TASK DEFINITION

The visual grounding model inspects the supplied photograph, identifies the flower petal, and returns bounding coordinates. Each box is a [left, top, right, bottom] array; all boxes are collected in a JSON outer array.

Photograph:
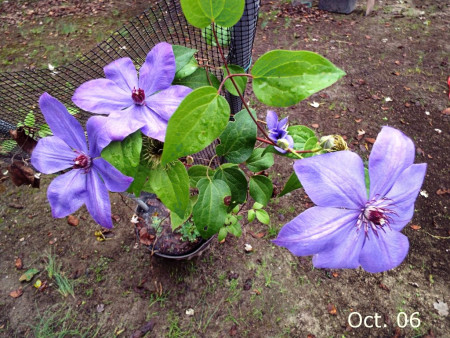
[[39, 93, 87, 152], [93, 158, 133, 192], [145, 85, 192, 121], [139, 42, 176, 94], [312, 227, 365, 269], [47, 170, 86, 218], [277, 116, 288, 130], [293, 151, 367, 209], [104, 106, 146, 142], [139, 105, 169, 142], [359, 229, 409, 273], [31, 136, 75, 174], [86, 116, 111, 158], [72, 79, 131, 115], [386, 163, 427, 230], [273, 206, 359, 256], [266, 110, 278, 130], [104, 57, 138, 92], [369, 126, 415, 198], [85, 169, 113, 228]]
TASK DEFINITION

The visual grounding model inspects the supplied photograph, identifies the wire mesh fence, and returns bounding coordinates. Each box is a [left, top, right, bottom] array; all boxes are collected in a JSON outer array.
[[0, 0, 259, 159]]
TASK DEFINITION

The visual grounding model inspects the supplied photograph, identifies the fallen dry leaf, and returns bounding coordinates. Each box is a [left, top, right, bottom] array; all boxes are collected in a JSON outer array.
[[379, 283, 390, 291], [410, 225, 421, 230], [365, 137, 376, 144], [9, 288, 23, 298], [8, 161, 40, 188], [139, 228, 155, 246], [332, 272, 339, 278], [15, 257, 23, 270], [311, 123, 319, 129], [354, 118, 362, 123], [249, 231, 265, 239], [112, 214, 121, 222], [9, 127, 37, 154], [436, 188, 450, 195], [441, 108, 450, 116], [327, 303, 337, 315], [67, 215, 79, 227], [433, 300, 449, 316]]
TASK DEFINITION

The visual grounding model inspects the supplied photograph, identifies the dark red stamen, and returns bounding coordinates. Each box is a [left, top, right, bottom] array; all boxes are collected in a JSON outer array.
[[132, 87, 145, 105], [73, 154, 91, 171]]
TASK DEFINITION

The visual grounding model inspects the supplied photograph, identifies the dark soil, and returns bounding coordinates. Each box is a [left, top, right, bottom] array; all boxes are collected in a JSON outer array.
[[0, 0, 449, 337]]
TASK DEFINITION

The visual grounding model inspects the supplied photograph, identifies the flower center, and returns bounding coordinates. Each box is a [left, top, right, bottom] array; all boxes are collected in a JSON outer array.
[[132, 87, 145, 105], [73, 153, 92, 172], [356, 198, 396, 237]]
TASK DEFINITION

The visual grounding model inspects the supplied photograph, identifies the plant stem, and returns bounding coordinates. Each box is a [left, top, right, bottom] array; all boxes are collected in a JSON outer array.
[[217, 73, 253, 94]]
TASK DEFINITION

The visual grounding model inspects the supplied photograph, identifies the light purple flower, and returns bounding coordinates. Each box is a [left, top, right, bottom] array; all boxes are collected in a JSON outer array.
[[31, 93, 133, 229], [266, 110, 293, 153], [273, 126, 426, 273], [72, 42, 192, 142]]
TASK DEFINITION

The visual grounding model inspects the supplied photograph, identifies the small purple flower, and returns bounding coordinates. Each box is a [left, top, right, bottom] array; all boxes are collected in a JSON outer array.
[[31, 93, 133, 229], [72, 42, 192, 142], [266, 110, 293, 153], [273, 126, 426, 273]]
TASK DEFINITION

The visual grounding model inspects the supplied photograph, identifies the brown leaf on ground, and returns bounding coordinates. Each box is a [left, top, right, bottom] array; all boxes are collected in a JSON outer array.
[[112, 214, 121, 223], [9, 288, 23, 298], [139, 228, 155, 246], [441, 108, 450, 116], [307, 335, 316, 338], [365, 137, 376, 144], [379, 283, 390, 291], [410, 225, 421, 230], [436, 188, 449, 195], [8, 161, 40, 188], [327, 303, 337, 315], [67, 215, 79, 227], [229, 324, 238, 336], [311, 124, 319, 129], [130, 320, 155, 338], [249, 231, 265, 239], [15, 257, 23, 270]]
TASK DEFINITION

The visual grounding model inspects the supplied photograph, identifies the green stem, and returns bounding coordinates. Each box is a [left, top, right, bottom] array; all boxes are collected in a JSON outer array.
[[217, 73, 253, 94]]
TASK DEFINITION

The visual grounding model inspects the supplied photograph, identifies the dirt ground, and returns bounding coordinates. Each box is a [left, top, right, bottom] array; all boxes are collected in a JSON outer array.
[[1, 0, 449, 337]]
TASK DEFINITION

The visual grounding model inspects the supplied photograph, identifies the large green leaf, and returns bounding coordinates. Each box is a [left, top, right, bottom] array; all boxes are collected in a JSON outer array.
[[302, 136, 319, 158], [279, 172, 302, 197], [249, 175, 273, 206], [101, 131, 142, 176], [173, 68, 220, 90], [287, 125, 316, 151], [147, 160, 190, 220], [216, 109, 257, 163], [128, 162, 151, 196], [193, 178, 231, 238], [223, 65, 248, 96], [175, 57, 198, 80], [187, 165, 213, 187], [180, 0, 245, 28], [213, 165, 247, 209], [245, 148, 274, 172], [162, 86, 230, 165], [251, 50, 346, 107], [172, 45, 197, 74]]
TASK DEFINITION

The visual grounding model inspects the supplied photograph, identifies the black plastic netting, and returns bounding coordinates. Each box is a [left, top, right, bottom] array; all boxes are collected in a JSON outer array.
[[0, 0, 259, 161]]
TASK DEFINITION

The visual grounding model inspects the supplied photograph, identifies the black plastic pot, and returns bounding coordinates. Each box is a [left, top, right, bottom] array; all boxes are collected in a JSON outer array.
[[134, 193, 214, 260], [318, 0, 356, 14]]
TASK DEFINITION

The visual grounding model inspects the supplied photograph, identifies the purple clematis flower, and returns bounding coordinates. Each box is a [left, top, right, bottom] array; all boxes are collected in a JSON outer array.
[[31, 93, 133, 229], [273, 126, 426, 273], [72, 42, 192, 142], [266, 110, 293, 153]]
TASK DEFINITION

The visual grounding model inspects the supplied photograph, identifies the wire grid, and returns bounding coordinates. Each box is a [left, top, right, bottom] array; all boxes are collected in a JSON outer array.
[[0, 0, 259, 162]]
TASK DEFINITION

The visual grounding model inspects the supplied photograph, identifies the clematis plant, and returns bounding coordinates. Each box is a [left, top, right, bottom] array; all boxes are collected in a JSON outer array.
[[23, 0, 425, 271]]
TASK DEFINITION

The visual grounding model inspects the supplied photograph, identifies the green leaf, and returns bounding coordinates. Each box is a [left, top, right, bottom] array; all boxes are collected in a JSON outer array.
[[218, 226, 228, 242], [172, 45, 197, 74], [173, 68, 220, 90], [175, 57, 198, 80], [19, 268, 39, 282], [247, 209, 256, 222], [255, 209, 270, 225], [287, 125, 316, 151], [213, 165, 247, 209], [202, 24, 231, 46], [188, 165, 213, 187], [251, 50, 346, 107], [227, 221, 242, 237], [223, 65, 248, 96], [170, 204, 192, 230], [162, 86, 230, 165], [193, 178, 231, 239], [24, 112, 35, 127], [245, 148, 274, 172], [364, 167, 370, 199], [302, 136, 319, 158], [180, 0, 245, 28], [101, 131, 142, 176], [38, 124, 52, 138], [249, 175, 273, 206], [0, 140, 17, 154], [279, 172, 302, 197], [147, 160, 190, 219], [252, 202, 263, 210], [216, 109, 257, 163], [128, 162, 151, 196]]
